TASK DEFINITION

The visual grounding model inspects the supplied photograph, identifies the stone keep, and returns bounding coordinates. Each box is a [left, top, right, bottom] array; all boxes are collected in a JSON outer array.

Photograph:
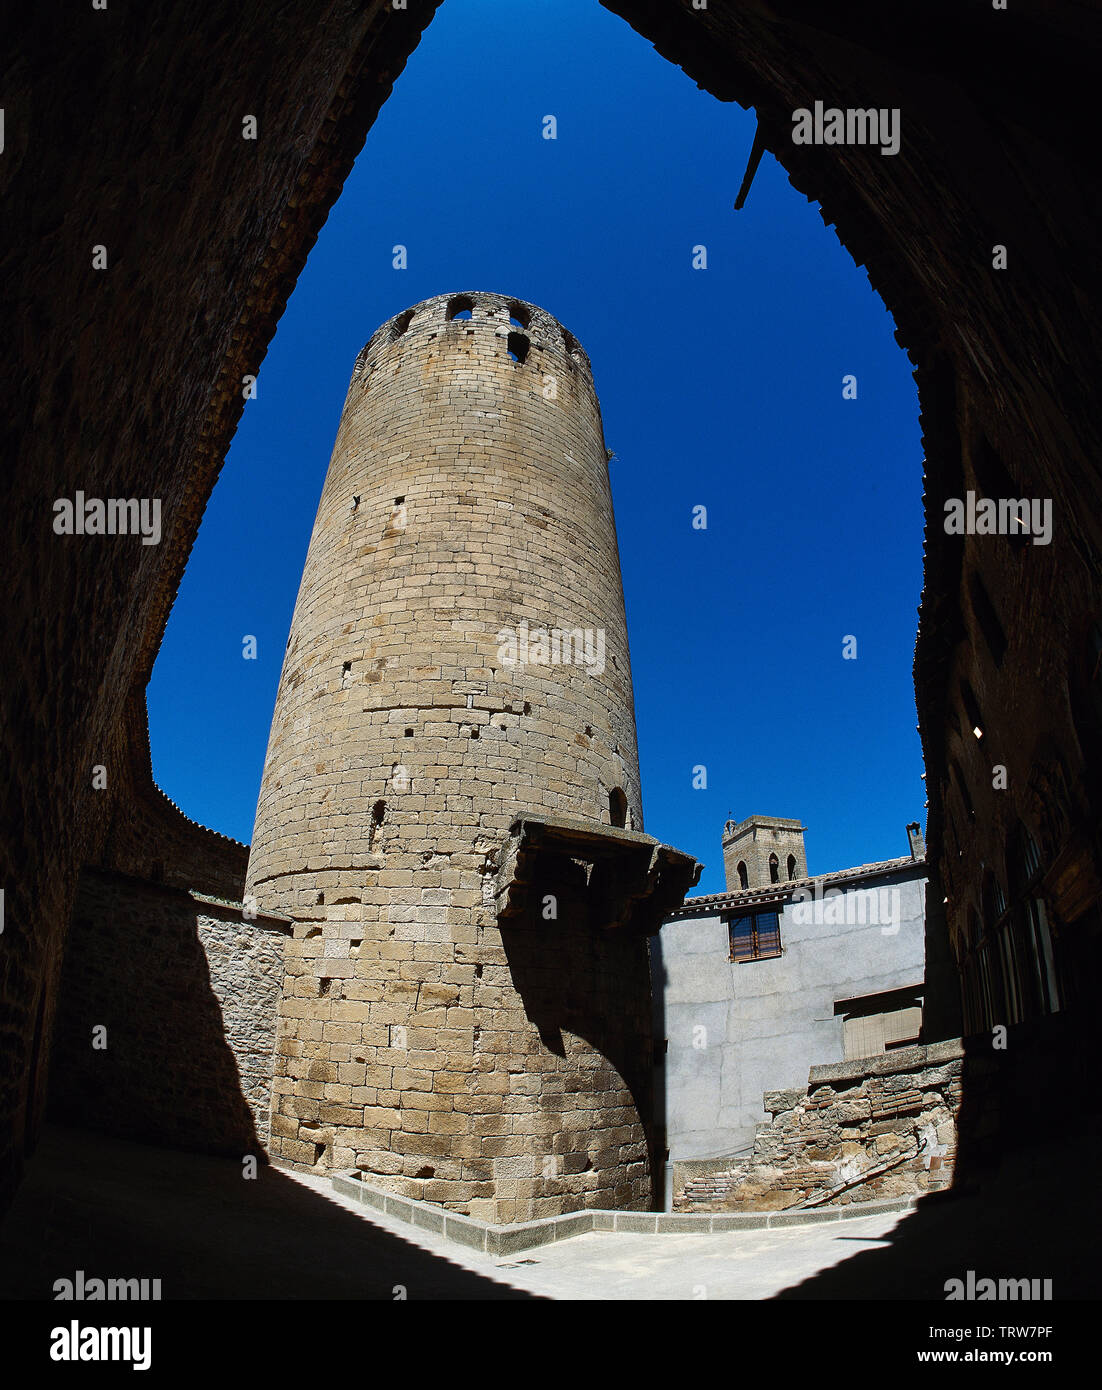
[[245, 292, 697, 1223]]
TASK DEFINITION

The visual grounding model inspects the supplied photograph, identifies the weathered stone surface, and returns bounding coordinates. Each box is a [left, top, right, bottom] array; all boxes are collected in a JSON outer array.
[[763, 1089, 806, 1116], [675, 1044, 963, 1213], [244, 293, 693, 1221]]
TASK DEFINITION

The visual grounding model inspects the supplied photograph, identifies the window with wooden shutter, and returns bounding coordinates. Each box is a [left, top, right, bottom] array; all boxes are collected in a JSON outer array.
[[728, 910, 782, 962], [755, 910, 781, 958], [728, 914, 754, 962]]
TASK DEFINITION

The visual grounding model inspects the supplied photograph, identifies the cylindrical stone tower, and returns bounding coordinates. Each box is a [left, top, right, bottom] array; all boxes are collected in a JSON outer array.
[[246, 291, 696, 1223]]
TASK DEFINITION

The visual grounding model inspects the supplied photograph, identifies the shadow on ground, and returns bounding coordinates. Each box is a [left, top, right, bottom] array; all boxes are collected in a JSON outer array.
[[0, 1125, 535, 1300], [773, 1139, 1101, 1299]]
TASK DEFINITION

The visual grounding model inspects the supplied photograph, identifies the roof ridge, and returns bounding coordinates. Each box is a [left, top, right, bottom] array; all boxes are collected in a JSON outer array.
[[673, 853, 923, 914]]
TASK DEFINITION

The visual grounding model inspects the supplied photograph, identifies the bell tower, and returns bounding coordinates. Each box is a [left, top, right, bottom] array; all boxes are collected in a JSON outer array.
[[722, 815, 808, 892]]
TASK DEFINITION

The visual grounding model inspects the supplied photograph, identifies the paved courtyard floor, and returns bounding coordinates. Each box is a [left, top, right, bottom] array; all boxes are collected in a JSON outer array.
[[297, 1169, 909, 1300], [1, 1125, 1095, 1300]]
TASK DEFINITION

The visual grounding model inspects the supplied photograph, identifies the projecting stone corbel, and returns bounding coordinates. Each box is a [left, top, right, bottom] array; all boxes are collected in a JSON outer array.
[[494, 812, 701, 934]]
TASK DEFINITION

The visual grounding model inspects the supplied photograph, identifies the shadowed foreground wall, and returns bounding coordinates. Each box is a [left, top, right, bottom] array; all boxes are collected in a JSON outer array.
[[50, 870, 289, 1153], [1, 0, 1100, 1215]]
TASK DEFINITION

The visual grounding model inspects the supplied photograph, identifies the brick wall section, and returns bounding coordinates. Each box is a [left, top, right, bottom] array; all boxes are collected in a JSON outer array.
[[676, 1041, 966, 1212], [49, 869, 289, 1153], [245, 292, 655, 1222]]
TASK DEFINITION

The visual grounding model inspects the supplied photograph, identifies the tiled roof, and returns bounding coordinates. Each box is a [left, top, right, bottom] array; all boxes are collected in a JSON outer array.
[[667, 853, 924, 919]]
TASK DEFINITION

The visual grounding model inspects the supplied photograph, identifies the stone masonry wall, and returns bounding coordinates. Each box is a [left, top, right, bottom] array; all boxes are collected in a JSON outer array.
[[676, 1040, 965, 1212], [50, 869, 290, 1153], [246, 291, 656, 1222]]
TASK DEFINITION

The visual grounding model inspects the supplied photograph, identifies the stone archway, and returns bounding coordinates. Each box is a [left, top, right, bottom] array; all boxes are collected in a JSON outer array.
[[1, 0, 1098, 1211]]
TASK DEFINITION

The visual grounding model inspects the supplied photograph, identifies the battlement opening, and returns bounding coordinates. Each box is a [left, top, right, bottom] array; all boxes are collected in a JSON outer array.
[[507, 332, 529, 364], [446, 295, 474, 321]]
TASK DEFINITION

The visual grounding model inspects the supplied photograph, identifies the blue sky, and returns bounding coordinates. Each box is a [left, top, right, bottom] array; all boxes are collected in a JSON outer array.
[[148, 0, 925, 895]]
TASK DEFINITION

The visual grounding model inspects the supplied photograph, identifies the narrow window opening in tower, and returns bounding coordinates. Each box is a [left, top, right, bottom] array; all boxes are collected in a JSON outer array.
[[609, 787, 628, 828], [950, 757, 976, 822], [968, 570, 1008, 668], [387, 497, 407, 534], [769, 853, 780, 884], [508, 301, 530, 330], [787, 854, 798, 880], [522, 701, 531, 715], [404, 727, 413, 737], [446, 295, 474, 320], [961, 679, 984, 740], [372, 799, 386, 825], [313, 1143, 326, 1166], [319, 978, 332, 997], [972, 435, 1022, 523], [507, 332, 529, 364], [737, 860, 749, 889], [470, 727, 479, 739]]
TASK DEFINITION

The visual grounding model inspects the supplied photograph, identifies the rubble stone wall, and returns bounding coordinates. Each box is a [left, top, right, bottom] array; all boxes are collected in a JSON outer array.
[[675, 1040, 966, 1212]]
